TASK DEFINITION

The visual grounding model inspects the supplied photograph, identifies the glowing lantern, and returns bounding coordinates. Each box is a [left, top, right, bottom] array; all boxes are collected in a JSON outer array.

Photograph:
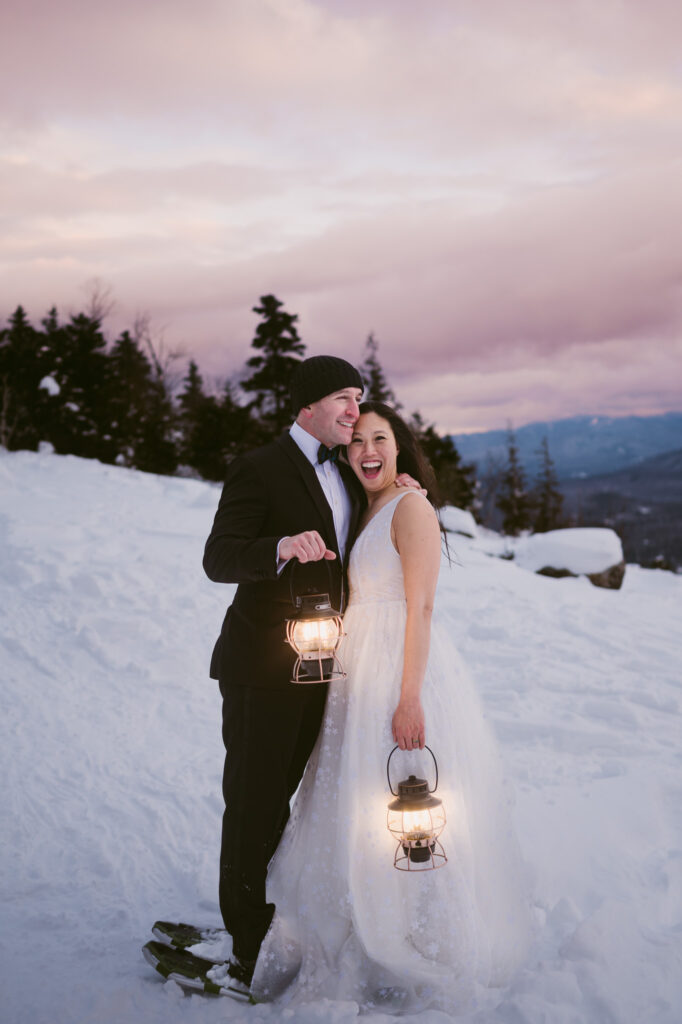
[[386, 745, 447, 871], [285, 566, 345, 684]]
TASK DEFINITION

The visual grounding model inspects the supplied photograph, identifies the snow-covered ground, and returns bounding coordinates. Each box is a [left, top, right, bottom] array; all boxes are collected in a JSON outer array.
[[1, 448, 681, 1024]]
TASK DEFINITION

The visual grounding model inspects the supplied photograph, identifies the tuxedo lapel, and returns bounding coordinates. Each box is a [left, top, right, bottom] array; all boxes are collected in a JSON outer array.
[[276, 433, 339, 556]]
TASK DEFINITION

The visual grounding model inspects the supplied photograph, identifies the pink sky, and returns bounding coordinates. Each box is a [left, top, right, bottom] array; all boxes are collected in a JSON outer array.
[[2, 0, 682, 432]]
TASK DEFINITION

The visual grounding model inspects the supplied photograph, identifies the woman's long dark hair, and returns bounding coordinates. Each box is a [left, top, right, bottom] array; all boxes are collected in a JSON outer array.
[[355, 401, 443, 507], [353, 401, 452, 561]]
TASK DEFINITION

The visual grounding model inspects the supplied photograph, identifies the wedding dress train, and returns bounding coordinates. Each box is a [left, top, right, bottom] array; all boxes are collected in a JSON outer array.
[[251, 492, 532, 1014]]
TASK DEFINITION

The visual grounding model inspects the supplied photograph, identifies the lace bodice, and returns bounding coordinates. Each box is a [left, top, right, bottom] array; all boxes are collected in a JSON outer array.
[[348, 492, 420, 605]]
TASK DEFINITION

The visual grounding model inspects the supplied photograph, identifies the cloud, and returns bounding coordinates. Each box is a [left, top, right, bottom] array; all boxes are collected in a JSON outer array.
[[1, 0, 681, 430], [395, 336, 682, 434], [0, 159, 297, 219]]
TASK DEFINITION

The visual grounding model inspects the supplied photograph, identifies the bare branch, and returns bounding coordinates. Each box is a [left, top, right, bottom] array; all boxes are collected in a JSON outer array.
[[81, 277, 116, 322], [133, 311, 186, 392]]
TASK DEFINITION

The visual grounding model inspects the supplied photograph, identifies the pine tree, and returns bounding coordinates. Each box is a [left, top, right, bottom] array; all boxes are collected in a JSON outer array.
[[496, 426, 532, 535], [106, 329, 165, 469], [410, 412, 478, 511], [241, 295, 305, 436], [41, 311, 111, 459], [133, 372, 178, 476], [176, 359, 207, 469], [177, 365, 258, 481], [178, 360, 205, 422], [219, 380, 262, 462], [360, 333, 399, 405], [0, 306, 46, 450], [532, 436, 564, 533]]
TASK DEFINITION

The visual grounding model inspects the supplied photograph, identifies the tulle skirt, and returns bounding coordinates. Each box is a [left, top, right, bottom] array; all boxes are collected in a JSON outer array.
[[251, 597, 532, 1015]]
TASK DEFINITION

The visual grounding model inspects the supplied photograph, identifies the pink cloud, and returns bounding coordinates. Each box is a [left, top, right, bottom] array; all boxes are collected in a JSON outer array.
[[2, 0, 681, 431]]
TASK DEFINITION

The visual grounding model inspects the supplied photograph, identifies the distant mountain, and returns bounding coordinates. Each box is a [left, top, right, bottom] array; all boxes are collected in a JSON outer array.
[[560, 448, 682, 505], [559, 448, 682, 570], [452, 412, 682, 480]]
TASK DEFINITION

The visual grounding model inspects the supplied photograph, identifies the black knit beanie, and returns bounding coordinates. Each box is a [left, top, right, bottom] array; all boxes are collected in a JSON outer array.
[[290, 356, 364, 414]]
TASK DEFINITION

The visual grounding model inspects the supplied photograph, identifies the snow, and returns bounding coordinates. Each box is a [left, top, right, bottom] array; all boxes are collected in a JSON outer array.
[[439, 506, 477, 538], [514, 527, 624, 576], [38, 375, 60, 396], [1, 448, 681, 1024]]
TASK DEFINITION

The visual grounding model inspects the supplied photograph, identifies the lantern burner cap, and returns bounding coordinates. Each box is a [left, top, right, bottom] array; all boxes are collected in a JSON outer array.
[[295, 592, 337, 618], [397, 775, 429, 799]]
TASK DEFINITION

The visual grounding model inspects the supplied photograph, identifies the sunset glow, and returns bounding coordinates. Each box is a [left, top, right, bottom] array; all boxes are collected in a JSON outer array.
[[2, 0, 681, 431]]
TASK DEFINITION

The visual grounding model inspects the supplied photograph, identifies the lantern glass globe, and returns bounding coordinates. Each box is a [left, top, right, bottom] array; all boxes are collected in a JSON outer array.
[[291, 616, 340, 655]]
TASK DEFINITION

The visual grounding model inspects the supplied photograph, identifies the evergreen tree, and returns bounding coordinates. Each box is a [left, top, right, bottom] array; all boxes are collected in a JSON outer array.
[[410, 411, 478, 511], [241, 294, 305, 436], [532, 436, 564, 533], [177, 364, 257, 481], [40, 311, 111, 459], [0, 306, 47, 450], [360, 333, 399, 405], [176, 359, 207, 468], [106, 329, 178, 472], [496, 426, 532, 535], [177, 361, 223, 480], [134, 370, 178, 476], [219, 380, 263, 462], [178, 360, 205, 423]]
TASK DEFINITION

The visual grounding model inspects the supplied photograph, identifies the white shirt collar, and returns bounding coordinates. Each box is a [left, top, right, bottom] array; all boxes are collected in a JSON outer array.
[[290, 420, 325, 466]]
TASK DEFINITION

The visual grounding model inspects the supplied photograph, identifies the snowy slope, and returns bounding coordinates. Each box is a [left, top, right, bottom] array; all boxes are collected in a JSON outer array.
[[1, 449, 681, 1024]]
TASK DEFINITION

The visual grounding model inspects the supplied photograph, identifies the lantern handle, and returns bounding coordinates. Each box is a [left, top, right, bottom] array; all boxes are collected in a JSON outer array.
[[386, 744, 439, 796], [288, 552, 344, 611]]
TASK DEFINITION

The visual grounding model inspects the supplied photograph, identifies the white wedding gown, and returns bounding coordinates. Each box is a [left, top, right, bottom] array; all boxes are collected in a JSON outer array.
[[251, 492, 532, 1015]]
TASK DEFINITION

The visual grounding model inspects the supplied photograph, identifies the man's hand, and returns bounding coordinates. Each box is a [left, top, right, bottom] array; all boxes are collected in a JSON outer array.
[[279, 531, 337, 563], [395, 472, 427, 496]]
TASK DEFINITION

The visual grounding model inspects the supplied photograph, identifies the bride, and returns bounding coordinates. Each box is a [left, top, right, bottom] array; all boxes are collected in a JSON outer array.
[[251, 402, 532, 1014]]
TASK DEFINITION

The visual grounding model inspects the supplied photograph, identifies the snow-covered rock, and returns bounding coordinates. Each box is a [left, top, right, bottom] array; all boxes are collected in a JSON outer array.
[[440, 504, 477, 538], [38, 374, 60, 396], [514, 528, 626, 588]]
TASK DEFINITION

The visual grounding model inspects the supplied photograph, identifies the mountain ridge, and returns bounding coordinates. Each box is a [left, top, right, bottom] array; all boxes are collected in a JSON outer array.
[[452, 411, 682, 480]]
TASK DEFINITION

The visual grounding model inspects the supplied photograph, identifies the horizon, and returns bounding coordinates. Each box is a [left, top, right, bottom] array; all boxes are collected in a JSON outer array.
[[2, 1, 682, 433], [451, 407, 682, 437]]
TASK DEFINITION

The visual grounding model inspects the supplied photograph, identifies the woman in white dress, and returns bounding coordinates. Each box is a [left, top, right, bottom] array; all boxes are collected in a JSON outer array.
[[251, 403, 532, 1015]]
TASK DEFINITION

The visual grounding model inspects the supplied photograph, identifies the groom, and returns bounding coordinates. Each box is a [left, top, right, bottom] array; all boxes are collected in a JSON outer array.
[[202, 355, 364, 997]]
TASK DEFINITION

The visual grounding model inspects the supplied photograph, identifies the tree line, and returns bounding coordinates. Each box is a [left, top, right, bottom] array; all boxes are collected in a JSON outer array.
[[0, 292, 564, 534]]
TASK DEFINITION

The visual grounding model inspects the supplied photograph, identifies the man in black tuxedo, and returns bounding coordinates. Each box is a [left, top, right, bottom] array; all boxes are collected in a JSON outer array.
[[203, 355, 365, 996]]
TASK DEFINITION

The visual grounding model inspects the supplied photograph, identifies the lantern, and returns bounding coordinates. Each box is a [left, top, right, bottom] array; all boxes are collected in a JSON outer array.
[[285, 563, 345, 684], [386, 745, 447, 871]]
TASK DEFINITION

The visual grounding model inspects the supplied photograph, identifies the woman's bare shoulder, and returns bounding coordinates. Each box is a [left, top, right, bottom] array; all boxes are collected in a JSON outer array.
[[393, 490, 439, 530]]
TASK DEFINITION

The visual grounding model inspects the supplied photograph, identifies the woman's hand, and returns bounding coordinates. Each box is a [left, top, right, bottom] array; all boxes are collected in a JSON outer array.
[[392, 699, 425, 751]]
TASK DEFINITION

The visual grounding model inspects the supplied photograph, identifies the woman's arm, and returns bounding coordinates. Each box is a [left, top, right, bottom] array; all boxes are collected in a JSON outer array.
[[391, 493, 441, 750]]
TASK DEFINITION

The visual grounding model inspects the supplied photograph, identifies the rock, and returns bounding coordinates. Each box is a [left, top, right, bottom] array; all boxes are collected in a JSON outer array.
[[587, 559, 626, 590], [514, 528, 626, 589]]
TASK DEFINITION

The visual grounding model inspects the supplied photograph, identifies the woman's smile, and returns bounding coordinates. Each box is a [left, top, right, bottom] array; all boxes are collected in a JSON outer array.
[[359, 458, 382, 480]]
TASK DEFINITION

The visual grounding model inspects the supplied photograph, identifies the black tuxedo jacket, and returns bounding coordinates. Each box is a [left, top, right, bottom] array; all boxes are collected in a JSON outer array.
[[203, 432, 363, 689]]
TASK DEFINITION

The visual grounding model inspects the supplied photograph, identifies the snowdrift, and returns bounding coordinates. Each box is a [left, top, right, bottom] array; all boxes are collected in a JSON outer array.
[[1, 448, 681, 1024]]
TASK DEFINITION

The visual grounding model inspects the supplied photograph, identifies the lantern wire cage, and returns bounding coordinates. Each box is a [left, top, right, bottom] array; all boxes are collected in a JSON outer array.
[[285, 560, 347, 684], [388, 813, 447, 871], [386, 745, 448, 872], [286, 612, 346, 684]]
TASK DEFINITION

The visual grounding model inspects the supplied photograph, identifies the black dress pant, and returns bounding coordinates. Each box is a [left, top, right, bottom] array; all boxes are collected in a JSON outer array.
[[219, 680, 328, 962]]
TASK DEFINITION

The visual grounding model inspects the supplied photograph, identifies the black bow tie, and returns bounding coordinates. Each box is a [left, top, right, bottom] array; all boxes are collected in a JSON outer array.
[[318, 443, 340, 465]]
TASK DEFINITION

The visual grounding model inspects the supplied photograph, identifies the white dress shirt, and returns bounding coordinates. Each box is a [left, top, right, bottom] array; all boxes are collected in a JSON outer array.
[[277, 421, 353, 568]]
